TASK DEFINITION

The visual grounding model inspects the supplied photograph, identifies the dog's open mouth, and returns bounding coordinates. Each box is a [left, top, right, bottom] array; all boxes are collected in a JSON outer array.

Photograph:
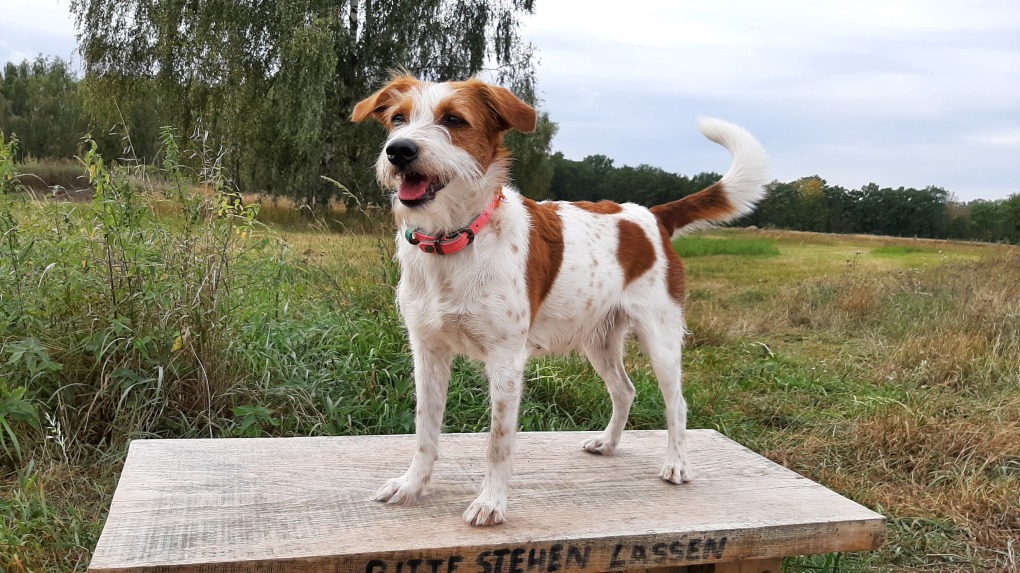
[[398, 174, 446, 207]]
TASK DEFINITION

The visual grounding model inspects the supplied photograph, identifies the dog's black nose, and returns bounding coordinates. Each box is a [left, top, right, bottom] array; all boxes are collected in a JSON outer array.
[[386, 139, 419, 169]]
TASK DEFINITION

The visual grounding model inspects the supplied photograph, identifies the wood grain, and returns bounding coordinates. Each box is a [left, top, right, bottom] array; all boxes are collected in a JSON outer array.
[[88, 430, 884, 573], [713, 558, 784, 573]]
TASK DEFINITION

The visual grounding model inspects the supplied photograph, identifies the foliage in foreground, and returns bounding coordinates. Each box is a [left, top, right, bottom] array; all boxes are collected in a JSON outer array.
[[1, 138, 1018, 571], [1, 128, 273, 467]]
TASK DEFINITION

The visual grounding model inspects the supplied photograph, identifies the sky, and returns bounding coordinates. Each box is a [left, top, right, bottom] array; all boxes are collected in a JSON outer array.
[[2, 0, 1018, 201]]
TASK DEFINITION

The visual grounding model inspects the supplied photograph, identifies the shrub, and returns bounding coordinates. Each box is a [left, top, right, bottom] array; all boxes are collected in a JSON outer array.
[[0, 128, 283, 464]]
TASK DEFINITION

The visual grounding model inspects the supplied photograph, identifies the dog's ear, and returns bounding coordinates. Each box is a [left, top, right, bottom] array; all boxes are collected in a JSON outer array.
[[485, 85, 538, 134], [352, 76, 419, 124]]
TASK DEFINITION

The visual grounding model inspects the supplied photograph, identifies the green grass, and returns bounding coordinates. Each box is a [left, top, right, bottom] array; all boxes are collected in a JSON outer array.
[[673, 235, 780, 257], [1, 462, 101, 570], [871, 245, 931, 255], [1, 144, 1019, 572]]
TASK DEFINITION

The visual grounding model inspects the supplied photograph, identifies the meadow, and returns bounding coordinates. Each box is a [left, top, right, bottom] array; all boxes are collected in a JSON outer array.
[[1, 153, 1018, 571]]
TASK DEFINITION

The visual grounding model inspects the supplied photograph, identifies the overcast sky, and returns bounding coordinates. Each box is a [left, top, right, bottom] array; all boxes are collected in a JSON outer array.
[[2, 0, 1018, 201]]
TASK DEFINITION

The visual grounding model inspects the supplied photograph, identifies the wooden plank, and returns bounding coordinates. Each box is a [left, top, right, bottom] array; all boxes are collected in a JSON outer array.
[[713, 558, 784, 572], [88, 430, 885, 573]]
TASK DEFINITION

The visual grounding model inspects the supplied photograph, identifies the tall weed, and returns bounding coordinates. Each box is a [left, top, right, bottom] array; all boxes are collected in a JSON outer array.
[[0, 128, 281, 464]]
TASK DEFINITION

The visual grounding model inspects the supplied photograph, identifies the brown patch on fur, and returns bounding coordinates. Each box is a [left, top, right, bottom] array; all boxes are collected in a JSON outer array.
[[657, 225, 686, 304], [523, 199, 564, 323], [437, 90, 507, 172], [650, 182, 735, 236], [351, 75, 421, 123], [616, 220, 655, 286], [573, 200, 623, 215], [439, 79, 536, 173], [456, 79, 538, 134]]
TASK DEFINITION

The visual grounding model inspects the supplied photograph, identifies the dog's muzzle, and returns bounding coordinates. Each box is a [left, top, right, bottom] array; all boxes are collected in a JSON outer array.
[[386, 138, 447, 206]]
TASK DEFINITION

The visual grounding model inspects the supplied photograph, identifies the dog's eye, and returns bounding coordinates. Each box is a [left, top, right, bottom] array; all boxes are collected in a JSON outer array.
[[443, 114, 466, 127], [392, 113, 406, 125]]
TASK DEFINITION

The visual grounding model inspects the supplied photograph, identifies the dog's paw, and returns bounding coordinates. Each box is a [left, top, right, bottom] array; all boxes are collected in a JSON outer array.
[[463, 495, 507, 526], [373, 475, 426, 505], [659, 460, 692, 484], [582, 434, 618, 455]]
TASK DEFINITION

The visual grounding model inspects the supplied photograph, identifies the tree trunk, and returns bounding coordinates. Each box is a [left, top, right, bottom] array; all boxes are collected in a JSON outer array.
[[349, 0, 359, 40]]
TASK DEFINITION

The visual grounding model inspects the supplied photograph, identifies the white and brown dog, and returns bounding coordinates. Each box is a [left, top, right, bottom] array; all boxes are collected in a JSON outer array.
[[352, 76, 768, 526]]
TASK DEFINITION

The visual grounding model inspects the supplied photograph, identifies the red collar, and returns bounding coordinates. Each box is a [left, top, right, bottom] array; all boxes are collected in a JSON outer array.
[[404, 192, 505, 255]]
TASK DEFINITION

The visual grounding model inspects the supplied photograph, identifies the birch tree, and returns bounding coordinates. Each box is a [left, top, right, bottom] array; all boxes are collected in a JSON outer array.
[[71, 0, 549, 205]]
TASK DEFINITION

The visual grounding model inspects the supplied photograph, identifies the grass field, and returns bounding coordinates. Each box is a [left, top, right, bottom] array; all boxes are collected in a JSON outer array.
[[1, 175, 1018, 571]]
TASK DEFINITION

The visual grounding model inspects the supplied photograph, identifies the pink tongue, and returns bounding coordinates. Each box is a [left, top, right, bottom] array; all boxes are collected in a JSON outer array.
[[399, 179, 429, 200]]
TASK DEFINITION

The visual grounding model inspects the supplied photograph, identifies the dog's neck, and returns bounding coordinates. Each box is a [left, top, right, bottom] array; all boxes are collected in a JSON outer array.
[[394, 159, 508, 235]]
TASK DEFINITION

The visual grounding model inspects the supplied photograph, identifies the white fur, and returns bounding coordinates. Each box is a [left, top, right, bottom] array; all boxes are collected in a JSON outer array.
[[376, 82, 498, 235], [667, 117, 770, 237], [369, 81, 765, 526]]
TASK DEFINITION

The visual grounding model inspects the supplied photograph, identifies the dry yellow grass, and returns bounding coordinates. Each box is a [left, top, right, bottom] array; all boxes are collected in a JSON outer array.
[[682, 230, 1019, 571], [3, 195, 1017, 572]]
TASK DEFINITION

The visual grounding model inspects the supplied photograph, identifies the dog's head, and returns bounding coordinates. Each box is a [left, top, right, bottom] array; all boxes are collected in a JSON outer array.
[[353, 76, 536, 229]]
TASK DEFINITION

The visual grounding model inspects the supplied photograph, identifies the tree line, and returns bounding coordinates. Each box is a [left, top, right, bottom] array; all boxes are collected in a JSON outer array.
[[2, 50, 1018, 243], [547, 154, 1020, 243]]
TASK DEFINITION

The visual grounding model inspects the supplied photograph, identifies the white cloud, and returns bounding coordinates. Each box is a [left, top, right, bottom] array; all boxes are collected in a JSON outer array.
[[0, 0, 78, 67], [1, 0, 1017, 200], [523, 0, 1020, 200], [965, 128, 1020, 149], [3, 0, 76, 36]]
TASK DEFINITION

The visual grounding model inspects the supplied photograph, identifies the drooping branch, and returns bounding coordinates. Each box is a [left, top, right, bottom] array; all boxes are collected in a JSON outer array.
[[70, 0, 542, 205]]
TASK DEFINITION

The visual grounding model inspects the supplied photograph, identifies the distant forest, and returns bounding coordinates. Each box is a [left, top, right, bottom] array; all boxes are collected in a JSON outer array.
[[2, 56, 1018, 243], [548, 154, 1020, 243]]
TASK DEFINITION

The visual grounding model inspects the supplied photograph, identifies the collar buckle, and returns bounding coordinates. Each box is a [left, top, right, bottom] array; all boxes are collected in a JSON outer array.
[[404, 228, 420, 245]]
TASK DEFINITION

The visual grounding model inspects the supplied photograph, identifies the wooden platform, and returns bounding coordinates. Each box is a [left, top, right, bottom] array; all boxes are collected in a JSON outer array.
[[89, 430, 884, 573]]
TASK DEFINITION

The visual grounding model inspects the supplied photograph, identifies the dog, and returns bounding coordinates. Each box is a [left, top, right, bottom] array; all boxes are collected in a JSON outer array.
[[351, 76, 768, 526]]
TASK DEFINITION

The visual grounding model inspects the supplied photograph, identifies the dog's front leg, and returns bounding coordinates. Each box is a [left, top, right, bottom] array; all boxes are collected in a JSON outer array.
[[374, 342, 452, 505], [463, 352, 527, 526]]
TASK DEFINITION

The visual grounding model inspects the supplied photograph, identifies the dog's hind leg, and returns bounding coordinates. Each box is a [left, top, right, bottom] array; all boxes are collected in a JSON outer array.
[[373, 342, 452, 505], [581, 313, 635, 455], [634, 306, 692, 484], [463, 350, 527, 526]]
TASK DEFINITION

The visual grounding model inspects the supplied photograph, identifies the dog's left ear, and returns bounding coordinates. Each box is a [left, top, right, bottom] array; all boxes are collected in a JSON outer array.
[[352, 76, 420, 124], [485, 85, 538, 134]]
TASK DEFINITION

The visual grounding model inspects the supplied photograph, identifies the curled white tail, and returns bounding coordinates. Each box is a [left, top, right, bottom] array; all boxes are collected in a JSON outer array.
[[652, 118, 770, 237]]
